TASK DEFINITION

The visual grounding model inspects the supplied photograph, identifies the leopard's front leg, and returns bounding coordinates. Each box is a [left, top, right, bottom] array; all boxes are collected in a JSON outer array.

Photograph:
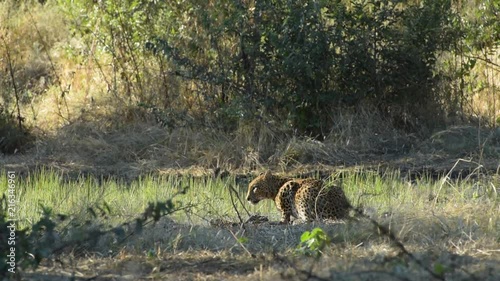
[[275, 181, 300, 224]]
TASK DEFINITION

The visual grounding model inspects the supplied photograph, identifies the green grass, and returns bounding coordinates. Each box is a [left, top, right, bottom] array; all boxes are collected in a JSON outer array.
[[1, 168, 499, 280], [0, 169, 278, 228], [1, 168, 498, 233]]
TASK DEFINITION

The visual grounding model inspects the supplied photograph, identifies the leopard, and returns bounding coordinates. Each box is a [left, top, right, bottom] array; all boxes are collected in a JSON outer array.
[[246, 171, 351, 223]]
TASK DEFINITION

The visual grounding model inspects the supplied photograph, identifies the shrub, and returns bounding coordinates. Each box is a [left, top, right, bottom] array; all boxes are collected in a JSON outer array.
[[58, 0, 462, 136], [0, 109, 30, 154], [296, 227, 331, 258]]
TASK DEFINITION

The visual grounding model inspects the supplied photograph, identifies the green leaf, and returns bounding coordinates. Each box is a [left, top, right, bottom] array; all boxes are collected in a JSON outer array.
[[296, 227, 330, 258], [237, 237, 248, 244], [300, 230, 312, 242], [434, 263, 448, 277]]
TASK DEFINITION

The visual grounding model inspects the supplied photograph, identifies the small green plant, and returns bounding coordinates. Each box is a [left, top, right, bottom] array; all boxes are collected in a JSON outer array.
[[236, 236, 248, 244], [433, 262, 451, 278], [296, 227, 330, 258]]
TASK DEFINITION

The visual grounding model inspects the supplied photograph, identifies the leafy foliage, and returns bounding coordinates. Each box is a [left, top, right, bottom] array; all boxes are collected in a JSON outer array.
[[0, 187, 187, 273], [55, 0, 465, 136], [296, 227, 331, 258], [0, 109, 30, 154], [1, 0, 499, 143], [236, 0, 460, 134]]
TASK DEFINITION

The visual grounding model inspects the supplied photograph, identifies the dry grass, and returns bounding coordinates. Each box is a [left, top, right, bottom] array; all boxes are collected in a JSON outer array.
[[467, 46, 500, 126], [2, 117, 500, 186], [0, 1, 72, 130], [3, 165, 497, 280]]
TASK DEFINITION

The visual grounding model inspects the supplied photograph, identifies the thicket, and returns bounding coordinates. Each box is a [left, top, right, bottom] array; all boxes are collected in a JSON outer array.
[[1, 0, 500, 152]]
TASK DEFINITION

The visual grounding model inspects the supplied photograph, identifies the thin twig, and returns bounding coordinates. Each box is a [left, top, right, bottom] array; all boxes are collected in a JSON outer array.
[[228, 184, 252, 217], [0, 34, 23, 129], [228, 229, 254, 258], [464, 54, 500, 71], [228, 184, 245, 224], [27, 10, 70, 121], [273, 253, 330, 281], [340, 270, 412, 281], [351, 206, 445, 281]]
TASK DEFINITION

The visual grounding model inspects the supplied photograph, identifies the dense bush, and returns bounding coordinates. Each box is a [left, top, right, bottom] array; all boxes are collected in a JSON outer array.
[[235, 0, 460, 135], [1, 0, 498, 141], [0, 110, 30, 154], [61, 0, 464, 136]]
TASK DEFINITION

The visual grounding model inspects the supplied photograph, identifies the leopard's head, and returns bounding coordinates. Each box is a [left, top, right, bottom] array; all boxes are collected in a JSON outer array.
[[246, 171, 280, 204]]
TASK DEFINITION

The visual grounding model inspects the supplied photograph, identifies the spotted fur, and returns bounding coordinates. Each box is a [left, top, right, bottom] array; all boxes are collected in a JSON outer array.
[[246, 171, 351, 223]]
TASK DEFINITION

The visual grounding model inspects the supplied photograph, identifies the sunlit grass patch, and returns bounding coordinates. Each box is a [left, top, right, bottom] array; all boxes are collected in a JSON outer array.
[[0, 169, 277, 228], [1, 167, 497, 235], [1, 167, 499, 281]]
